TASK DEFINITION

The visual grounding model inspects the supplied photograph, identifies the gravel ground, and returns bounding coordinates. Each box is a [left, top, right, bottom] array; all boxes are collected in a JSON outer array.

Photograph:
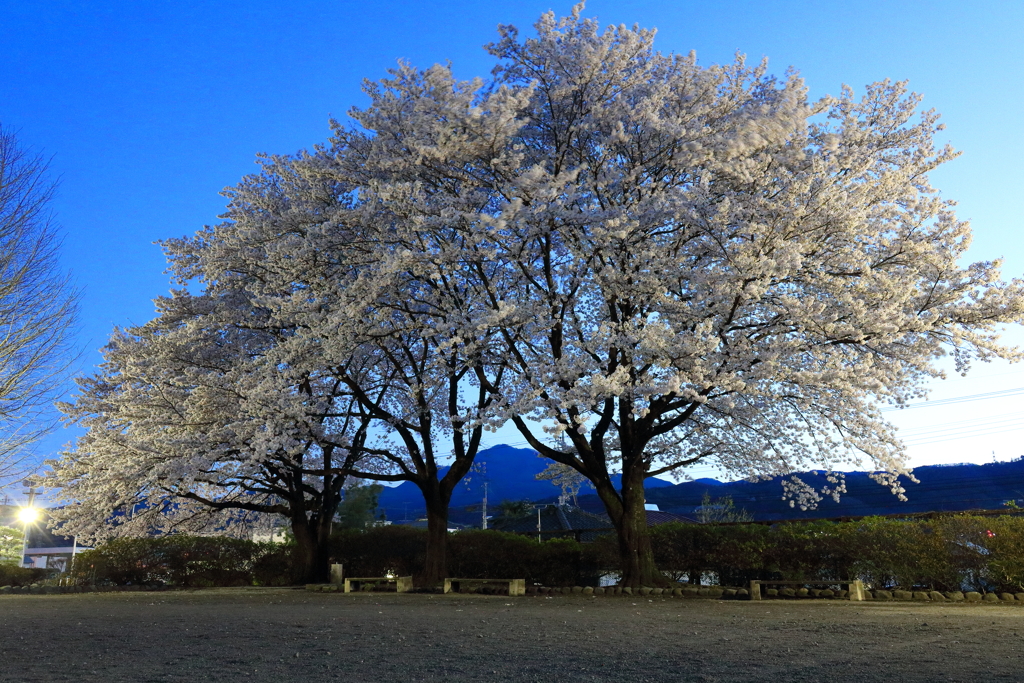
[[2, 587, 1024, 682]]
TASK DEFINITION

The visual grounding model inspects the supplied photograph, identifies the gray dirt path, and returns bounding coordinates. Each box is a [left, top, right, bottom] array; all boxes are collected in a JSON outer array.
[[1, 588, 1023, 682]]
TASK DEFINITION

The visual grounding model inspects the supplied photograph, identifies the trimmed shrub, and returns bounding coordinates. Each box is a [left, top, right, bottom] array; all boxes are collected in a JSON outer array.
[[68, 536, 290, 586], [328, 527, 605, 586], [969, 516, 1024, 592], [0, 563, 44, 587], [46, 513, 1024, 592], [642, 513, 1024, 593], [329, 526, 427, 578], [449, 531, 604, 586], [764, 520, 857, 582]]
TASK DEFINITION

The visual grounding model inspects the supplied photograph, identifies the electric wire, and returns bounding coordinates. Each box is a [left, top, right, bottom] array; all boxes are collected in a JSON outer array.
[[484, 385, 1024, 454], [882, 386, 1024, 411], [901, 420, 1024, 442], [897, 411, 1024, 436], [902, 425, 1024, 446], [898, 413, 1024, 446]]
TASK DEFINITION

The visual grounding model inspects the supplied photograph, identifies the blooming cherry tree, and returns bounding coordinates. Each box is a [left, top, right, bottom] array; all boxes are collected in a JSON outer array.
[[203, 147, 511, 584], [48, 6, 1024, 589], [48, 139, 508, 584], [333, 7, 1024, 585], [45, 162, 386, 583]]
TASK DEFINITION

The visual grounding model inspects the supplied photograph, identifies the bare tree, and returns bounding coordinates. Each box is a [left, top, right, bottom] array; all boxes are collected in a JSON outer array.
[[0, 126, 78, 485]]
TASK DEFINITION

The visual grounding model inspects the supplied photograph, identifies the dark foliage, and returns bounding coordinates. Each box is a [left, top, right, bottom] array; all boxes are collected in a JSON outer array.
[[329, 526, 427, 577], [68, 536, 290, 587], [52, 513, 1024, 592], [335, 484, 385, 529], [646, 515, 1024, 592], [329, 527, 606, 586], [0, 564, 47, 586], [448, 530, 605, 586]]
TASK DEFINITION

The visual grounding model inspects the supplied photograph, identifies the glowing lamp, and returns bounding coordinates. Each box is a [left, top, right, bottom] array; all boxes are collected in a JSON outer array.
[[17, 507, 39, 524]]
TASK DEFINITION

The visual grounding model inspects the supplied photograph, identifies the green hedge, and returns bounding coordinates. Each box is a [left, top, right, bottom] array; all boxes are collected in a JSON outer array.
[[63, 527, 604, 587], [329, 527, 605, 586], [69, 536, 291, 587], [648, 515, 1024, 592], [57, 514, 1024, 591], [329, 526, 426, 578], [0, 563, 47, 587], [448, 531, 605, 586]]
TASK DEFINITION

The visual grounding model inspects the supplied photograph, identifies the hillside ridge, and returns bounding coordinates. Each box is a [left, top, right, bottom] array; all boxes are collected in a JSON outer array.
[[377, 445, 1024, 523]]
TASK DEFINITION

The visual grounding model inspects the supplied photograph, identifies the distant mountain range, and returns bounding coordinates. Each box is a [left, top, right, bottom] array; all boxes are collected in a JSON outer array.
[[377, 445, 673, 525], [377, 445, 1024, 525], [636, 458, 1024, 522]]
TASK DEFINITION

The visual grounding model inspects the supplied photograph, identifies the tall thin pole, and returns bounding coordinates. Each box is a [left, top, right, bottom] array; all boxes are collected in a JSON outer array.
[[20, 486, 37, 568], [481, 482, 488, 530], [20, 522, 29, 567], [68, 535, 78, 582]]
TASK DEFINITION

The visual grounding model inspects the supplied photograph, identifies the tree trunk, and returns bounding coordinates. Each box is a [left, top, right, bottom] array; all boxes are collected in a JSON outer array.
[[419, 494, 450, 587], [290, 516, 332, 584], [614, 497, 668, 587], [597, 464, 668, 588]]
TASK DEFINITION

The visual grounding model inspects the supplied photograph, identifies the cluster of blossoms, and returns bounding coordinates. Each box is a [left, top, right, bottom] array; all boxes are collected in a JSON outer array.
[[45, 6, 1024, 585]]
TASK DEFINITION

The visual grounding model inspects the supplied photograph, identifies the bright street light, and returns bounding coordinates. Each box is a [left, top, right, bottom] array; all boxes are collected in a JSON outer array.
[[18, 505, 40, 568], [17, 507, 39, 524]]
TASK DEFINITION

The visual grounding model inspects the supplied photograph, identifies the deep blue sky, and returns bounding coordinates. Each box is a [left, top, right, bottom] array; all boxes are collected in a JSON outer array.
[[3, 0, 1024, 479]]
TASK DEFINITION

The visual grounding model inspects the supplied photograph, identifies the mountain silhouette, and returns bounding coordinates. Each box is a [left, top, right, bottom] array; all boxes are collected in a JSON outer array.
[[376, 444, 672, 523], [597, 458, 1024, 521], [378, 446, 1024, 523]]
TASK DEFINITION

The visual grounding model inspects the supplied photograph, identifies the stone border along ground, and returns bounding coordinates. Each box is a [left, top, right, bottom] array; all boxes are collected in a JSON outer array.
[[303, 582, 1024, 603], [7, 581, 1024, 604]]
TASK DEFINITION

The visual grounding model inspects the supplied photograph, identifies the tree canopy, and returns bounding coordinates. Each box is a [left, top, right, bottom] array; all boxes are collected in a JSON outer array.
[[46, 6, 1024, 586], [0, 525, 24, 565]]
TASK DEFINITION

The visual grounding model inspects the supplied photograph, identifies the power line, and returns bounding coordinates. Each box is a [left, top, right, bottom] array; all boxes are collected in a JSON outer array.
[[897, 410, 1024, 436], [484, 393, 1024, 454], [883, 387, 1024, 411], [902, 423, 1024, 447], [899, 413, 1024, 445]]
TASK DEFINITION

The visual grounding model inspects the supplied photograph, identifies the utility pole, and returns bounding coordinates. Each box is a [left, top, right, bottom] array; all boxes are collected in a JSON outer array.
[[23, 483, 36, 508], [481, 482, 488, 530], [20, 483, 38, 568], [534, 504, 546, 543]]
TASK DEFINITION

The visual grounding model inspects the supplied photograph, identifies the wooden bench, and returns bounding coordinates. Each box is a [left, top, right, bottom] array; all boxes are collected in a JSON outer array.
[[443, 578, 526, 596], [749, 579, 865, 601], [343, 576, 413, 593]]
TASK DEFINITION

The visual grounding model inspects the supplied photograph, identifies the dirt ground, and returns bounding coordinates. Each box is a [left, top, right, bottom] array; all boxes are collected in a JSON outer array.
[[1, 588, 1023, 683]]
